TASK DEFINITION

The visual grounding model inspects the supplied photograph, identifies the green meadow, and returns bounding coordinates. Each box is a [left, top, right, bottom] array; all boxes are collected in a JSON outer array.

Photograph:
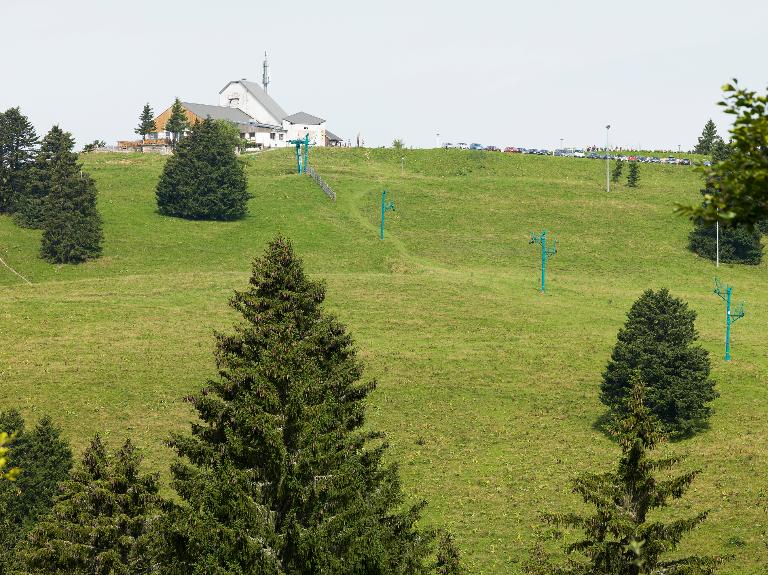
[[0, 148, 765, 574]]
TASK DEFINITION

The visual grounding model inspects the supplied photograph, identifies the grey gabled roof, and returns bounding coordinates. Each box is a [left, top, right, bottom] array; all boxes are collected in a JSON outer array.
[[219, 80, 288, 123], [326, 130, 342, 142], [283, 111, 325, 125], [182, 102, 253, 123]]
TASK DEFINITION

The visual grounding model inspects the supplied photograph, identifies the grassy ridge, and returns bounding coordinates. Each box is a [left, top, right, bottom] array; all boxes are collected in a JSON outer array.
[[0, 148, 766, 573]]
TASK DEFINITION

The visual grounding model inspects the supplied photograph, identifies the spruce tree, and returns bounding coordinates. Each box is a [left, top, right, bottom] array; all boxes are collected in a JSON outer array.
[[611, 158, 623, 183], [693, 119, 720, 155], [154, 236, 435, 575], [0, 107, 38, 213], [626, 161, 639, 187], [40, 131, 103, 263], [135, 103, 157, 140], [600, 289, 716, 438], [156, 117, 249, 220], [14, 126, 72, 229], [532, 376, 722, 574], [17, 435, 160, 575], [165, 98, 189, 146], [0, 411, 72, 575]]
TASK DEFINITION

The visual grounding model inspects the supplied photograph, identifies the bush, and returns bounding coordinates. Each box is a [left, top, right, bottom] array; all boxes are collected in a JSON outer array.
[[600, 288, 716, 438], [156, 117, 250, 220]]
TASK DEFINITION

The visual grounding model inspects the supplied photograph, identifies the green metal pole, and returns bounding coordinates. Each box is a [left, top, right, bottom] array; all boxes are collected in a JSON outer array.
[[540, 230, 547, 292], [303, 133, 309, 173], [380, 190, 386, 240], [725, 286, 732, 361], [295, 143, 301, 174]]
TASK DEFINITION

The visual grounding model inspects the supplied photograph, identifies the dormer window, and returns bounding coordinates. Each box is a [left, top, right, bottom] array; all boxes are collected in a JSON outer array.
[[228, 97, 240, 107]]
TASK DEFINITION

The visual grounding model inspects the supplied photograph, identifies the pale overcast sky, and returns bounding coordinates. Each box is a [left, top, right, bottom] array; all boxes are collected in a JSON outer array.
[[2, 0, 765, 150]]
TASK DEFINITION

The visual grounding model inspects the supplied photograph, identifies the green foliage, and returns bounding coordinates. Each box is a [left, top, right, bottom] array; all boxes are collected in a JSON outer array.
[[212, 119, 246, 151], [40, 130, 103, 263], [680, 81, 768, 227], [0, 411, 72, 574], [165, 98, 189, 146], [0, 433, 19, 482], [600, 289, 716, 439], [434, 531, 466, 575], [626, 162, 639, 188], [393, 138, 405, 150], [688, 218, 763, 264], [611, 158, 623, 183], [533, 376, 722, 575], [0, 107, 38, 214], [154, 236, 435, 574], [693, 119, 721, 155], [709, 138, 731, 163], [135, 103, 156, 140], [14, 126, 73, 229], [156, 117, 249, 220], [17, 435, 160, 575], [81, 140, 106, 153], [0, 411, 72, 527]]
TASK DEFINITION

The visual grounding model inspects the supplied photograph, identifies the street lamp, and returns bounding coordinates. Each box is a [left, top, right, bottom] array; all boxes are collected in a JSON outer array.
[[606, 124, 611, 193]]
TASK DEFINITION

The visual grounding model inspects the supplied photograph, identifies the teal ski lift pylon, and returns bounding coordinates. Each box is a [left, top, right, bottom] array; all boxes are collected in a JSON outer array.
[[380, 189, 395, 240], [529, 230, 557, 293], [714, 277, 745, 361]]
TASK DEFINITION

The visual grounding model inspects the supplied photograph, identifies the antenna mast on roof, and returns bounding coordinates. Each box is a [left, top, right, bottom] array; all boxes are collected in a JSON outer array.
[[262, 51, 270, 93]]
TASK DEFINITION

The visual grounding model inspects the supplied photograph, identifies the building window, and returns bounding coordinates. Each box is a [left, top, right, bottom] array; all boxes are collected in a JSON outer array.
[[279, 133, 284, 140], [270, 133, 275, 140], [249, 132, 256, 138]]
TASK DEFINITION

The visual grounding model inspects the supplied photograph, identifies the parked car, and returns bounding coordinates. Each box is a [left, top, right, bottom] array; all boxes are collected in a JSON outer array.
[[573, 150, 585, 158], [442, 142, 453, 149], [680, 158, 691, 165], [484, 145, 500, 152], [503, 146, 520, 153], [470, 143, 483, 150], [456, 142, 469, 150]]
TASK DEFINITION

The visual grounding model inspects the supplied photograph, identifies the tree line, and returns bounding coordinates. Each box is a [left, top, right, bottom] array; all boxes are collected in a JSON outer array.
[[0, 108, 102, 264]]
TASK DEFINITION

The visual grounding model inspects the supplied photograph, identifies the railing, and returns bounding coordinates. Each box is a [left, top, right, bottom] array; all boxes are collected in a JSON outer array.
[[306, 166, 336, 201]]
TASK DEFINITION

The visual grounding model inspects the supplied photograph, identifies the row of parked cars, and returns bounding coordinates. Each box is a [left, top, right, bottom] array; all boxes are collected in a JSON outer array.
[[441, 143, 701, 165]]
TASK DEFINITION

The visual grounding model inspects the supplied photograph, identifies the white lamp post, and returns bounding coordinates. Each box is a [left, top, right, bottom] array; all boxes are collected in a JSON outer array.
[[606, 124, 611, 193]]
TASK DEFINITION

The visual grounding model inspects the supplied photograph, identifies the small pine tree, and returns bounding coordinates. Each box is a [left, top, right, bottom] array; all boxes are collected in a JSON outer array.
[[600, 289, 716, 438], [626, 162, 639, 187], [611, 158, 624, 183], [0, 107, 38, 213], [154, 236, 435, 574], [693, 119, 720, 155], [17, 435, 160, 575], [710, 137, 730, 163], [156, 117, 249, 220], [14, 126, 72, 229], [135, 103, 157, 140], [434, 531, 466, 575], [165, 98, 189, 146], [532, 376, 722, 574], [39, 130, 103, 263], [392, 138, 405, 150]]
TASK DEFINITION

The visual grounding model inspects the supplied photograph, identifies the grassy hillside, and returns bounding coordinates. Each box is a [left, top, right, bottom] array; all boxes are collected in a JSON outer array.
[[0, 148, 766, 573]]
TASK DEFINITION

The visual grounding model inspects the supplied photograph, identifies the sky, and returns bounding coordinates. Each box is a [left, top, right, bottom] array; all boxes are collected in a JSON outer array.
[[1, 0, 766, 151]]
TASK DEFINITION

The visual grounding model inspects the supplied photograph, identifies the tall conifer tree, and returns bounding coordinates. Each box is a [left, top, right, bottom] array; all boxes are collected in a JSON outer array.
[[529, 376, 722, 574], [14, 126, 71, 229], [156, 117, 249, 220], [165, 98, 189, 146], [154, 236, 436, 575], [626, 161, 639, 187], [40, 129, 103, 263], [17, 435, 160, 574], [600, 289, 716, 438], [0, 107, 38, 213], [135, 103, 157, 140], [693, 119, 720, 155]]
